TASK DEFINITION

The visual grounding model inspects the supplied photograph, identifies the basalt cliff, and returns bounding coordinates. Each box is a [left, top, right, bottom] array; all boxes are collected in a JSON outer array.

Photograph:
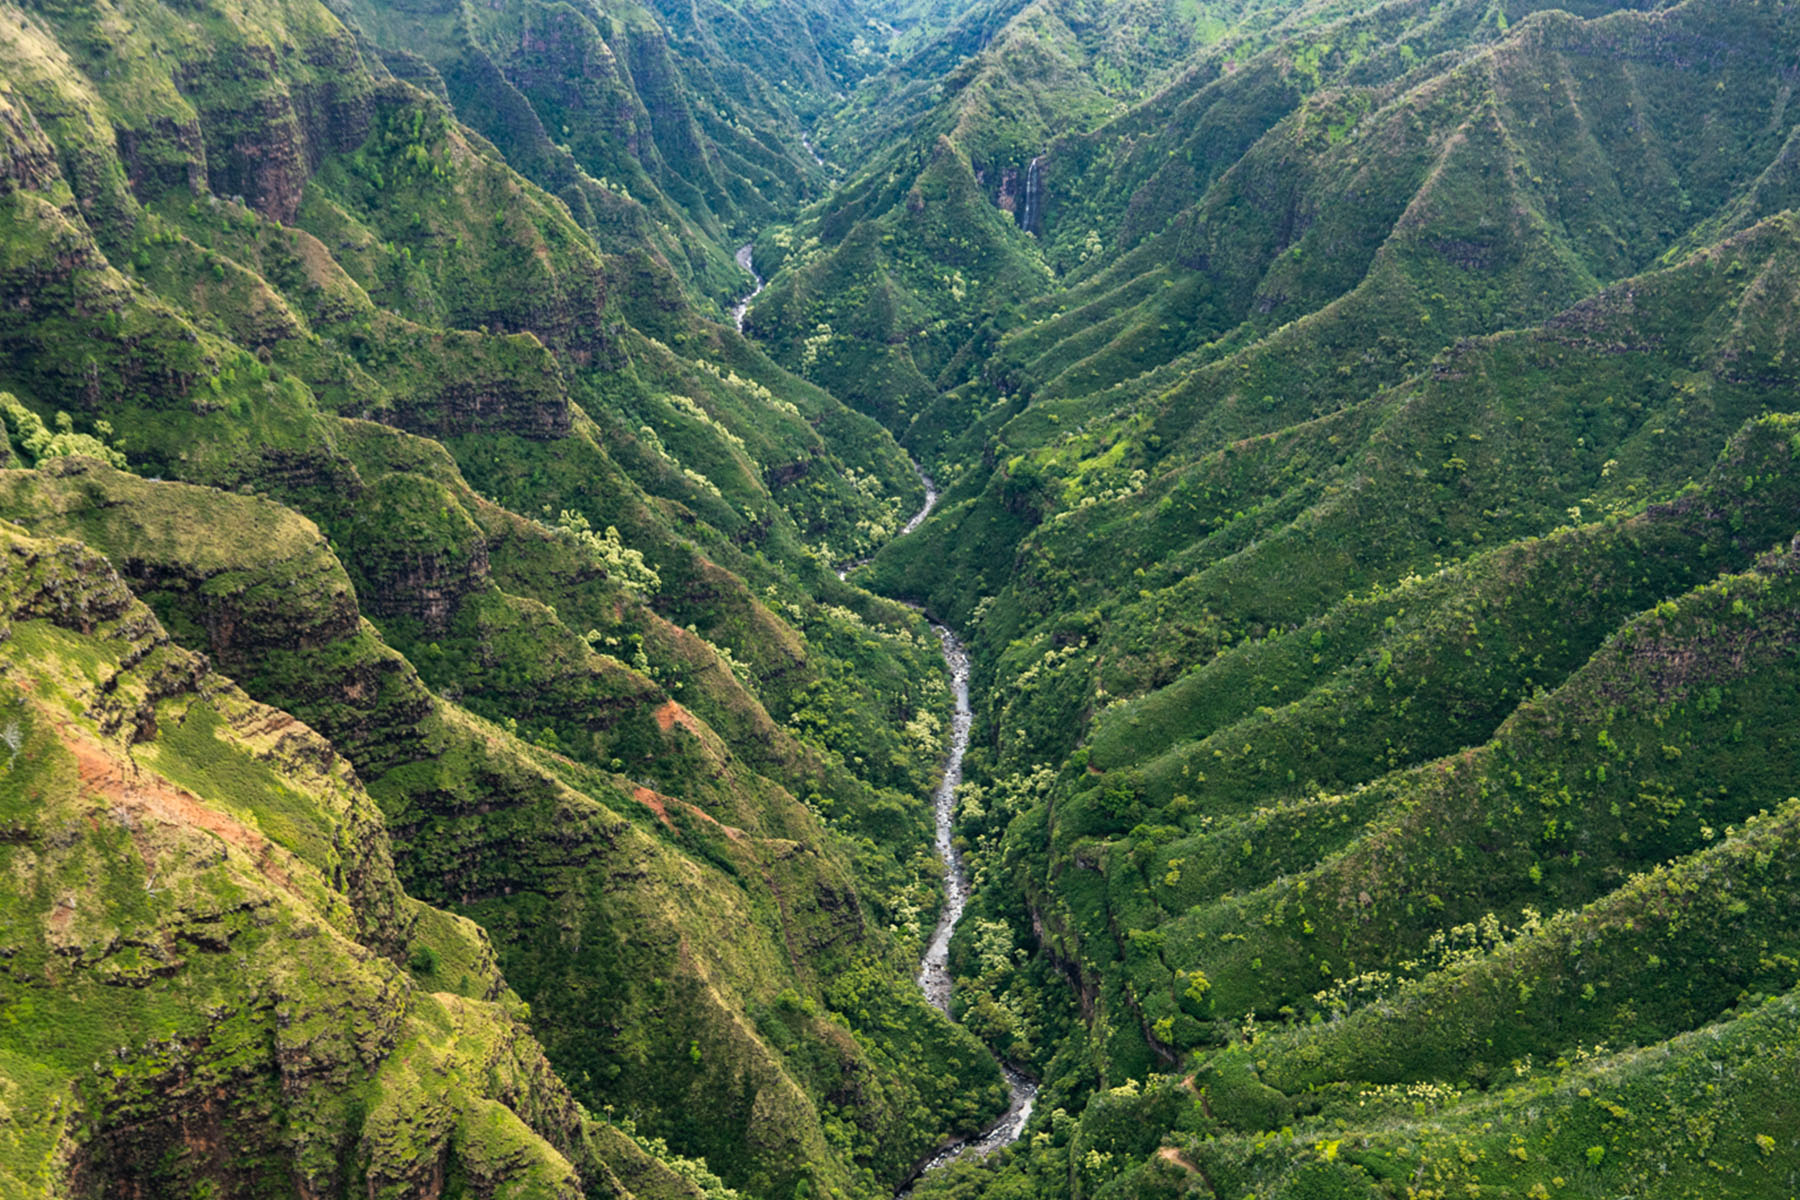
[[7, 1, 1800, 1198]]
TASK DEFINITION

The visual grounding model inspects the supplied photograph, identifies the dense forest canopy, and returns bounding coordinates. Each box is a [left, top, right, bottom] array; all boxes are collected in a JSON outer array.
[[3, 0, 1799, 1198]]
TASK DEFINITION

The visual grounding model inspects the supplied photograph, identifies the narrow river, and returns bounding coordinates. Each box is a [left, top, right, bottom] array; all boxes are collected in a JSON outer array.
[[731, 244, 763, 333], [904, 613, 1038, 1187], [732, 260, 1038, 1183], [888, 481, 1038, 1190]]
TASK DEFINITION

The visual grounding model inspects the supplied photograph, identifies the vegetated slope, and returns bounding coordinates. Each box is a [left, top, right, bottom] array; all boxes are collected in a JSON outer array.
[[0, 0, 932, 871], [0, 517, 720, 1199], [775, 1, 1800, 1197], [922, 456, 1800, 1198], [0, 0, 1014, 1192], [869, 0, 1800, 621], [0, 457, 1004, 1199], [753, 0, 1670, 442], [10, 0, 1800, 1193], [989, 0, 1768, 416], [323, 0, 889, 307], [745, 0, 1286, 430], [880, 0, 1795, 558]]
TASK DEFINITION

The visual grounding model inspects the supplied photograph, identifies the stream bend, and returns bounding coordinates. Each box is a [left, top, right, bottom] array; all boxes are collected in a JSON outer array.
[[907, 618, 1037, 1186], [893, 489, 1037, 1187], [731, 243, 764, 332], [731, 260, 1037, 1184]]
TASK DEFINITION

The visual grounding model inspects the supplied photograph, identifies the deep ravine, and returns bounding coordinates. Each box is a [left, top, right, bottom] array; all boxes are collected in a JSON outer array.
[[885, 482, 1037, 1189], [905, 614, 1038, 1187], [733, 256, 1037, 1185], [731, 244, 764, 332]]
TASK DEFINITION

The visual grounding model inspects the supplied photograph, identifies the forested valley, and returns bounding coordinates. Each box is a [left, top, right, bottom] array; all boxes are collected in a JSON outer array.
[[2, 1, 1799, 1197]]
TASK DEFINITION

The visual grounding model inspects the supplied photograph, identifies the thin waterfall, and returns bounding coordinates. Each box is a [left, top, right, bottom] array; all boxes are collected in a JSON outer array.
[[1019, 155, 1044, 235]]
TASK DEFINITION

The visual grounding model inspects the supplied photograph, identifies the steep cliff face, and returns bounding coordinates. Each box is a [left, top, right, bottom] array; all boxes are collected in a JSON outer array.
[[23, 0, 376, 228], [377, 327, 575, 441], [0, 454, 999, 1199], [0, 517, 723, 1200], [328, 0, 875, 306], [177, 24, 373, 222], [300, 80, 614, 367], [0, 0, 1009, 1191], [0, 0, 926, 807]]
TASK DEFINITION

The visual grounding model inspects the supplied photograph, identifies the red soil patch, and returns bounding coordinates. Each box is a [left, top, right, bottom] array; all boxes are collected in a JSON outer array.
[[47, 897, 76, 934], [629, 785, 747, 843], [66, 730, 295, 894], [1157, 1147, 1200, 1173], [653, 700, 704, 738], [632, 786, 677, 830]]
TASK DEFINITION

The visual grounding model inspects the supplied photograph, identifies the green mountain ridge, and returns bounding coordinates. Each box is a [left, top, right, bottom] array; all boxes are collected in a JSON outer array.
[[836, 0, 1800, 1196], [0, 0, 1011, 1191], [6, 0, 1800, 1196], [0, 515, 703, 1198]]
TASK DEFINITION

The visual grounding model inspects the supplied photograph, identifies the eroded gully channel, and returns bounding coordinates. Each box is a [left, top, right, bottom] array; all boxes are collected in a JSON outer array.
[[905, 605, 1038, 1187], [731, 243, 764, 333], [735, 248, 1037, 1183]]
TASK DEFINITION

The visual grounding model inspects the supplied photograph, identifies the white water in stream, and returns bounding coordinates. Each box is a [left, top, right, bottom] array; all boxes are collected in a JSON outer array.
[[880, 481, 1037, 1189], [903, 616, 1037, 1189], [731, 258, 1039, 1184], [901, 470, 939, 536], [730, 243, 763, 332]]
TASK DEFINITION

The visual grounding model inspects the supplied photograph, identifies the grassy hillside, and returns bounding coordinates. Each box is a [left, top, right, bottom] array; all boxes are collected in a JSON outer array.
[[0, 0, 1022, 1191], [9, 0, 1800, 1194], [0, 516, 727, 1199]]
